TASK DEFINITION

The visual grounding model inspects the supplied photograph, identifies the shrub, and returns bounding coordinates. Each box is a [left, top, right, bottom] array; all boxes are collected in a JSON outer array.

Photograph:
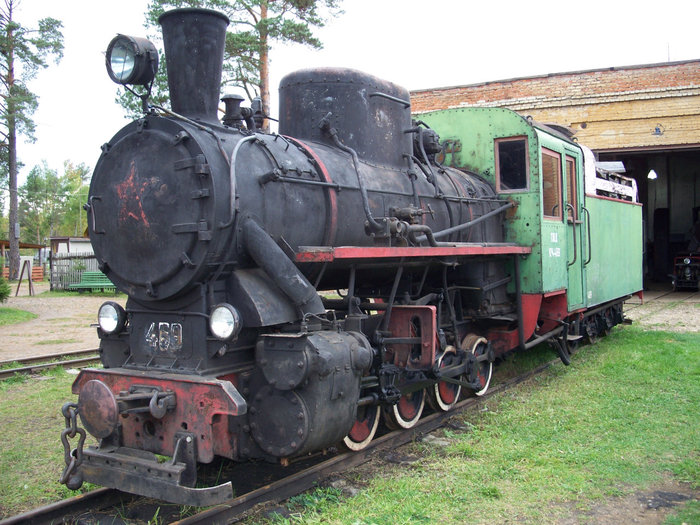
[[0, 276, 10, 303]]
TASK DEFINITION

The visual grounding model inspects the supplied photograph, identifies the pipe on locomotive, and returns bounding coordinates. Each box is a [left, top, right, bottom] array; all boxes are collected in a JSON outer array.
[[318, 113, 385, 233], [243, 217, 326, 316], [159, 8, 325, 314], [158, 8, 229, 122], [412, 201, 515, 244]]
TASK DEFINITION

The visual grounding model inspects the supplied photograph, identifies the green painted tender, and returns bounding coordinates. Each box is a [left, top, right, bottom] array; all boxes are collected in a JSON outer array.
[[418, 106, 643, 312]]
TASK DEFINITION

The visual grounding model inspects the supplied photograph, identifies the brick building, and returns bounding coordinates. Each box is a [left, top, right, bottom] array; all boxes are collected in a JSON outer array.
[[412, 60, 700, 281]]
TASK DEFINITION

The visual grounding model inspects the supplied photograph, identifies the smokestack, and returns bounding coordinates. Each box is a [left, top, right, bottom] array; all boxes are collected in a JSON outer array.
[[158, 8, 229, 122]]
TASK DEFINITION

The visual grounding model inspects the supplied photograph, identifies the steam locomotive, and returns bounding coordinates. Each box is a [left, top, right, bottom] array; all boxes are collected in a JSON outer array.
[[59, 8, 643, 506]]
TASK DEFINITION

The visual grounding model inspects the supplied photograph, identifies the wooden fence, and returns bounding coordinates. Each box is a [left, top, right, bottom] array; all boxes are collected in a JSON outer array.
[[2, 266, 44, 281], [50, 252, 99, 290]]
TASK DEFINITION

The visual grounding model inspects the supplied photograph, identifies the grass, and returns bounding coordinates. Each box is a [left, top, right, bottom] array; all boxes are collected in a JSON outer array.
[[0, 307, 38, 326], [0, 367, 97, 517], [259, 327, 699, 524], [0, 327, 697, 522], [34, 338, 81, 345]]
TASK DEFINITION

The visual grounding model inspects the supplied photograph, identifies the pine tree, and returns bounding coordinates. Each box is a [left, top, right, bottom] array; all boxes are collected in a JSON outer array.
[[18, 161, 89, 244], [118, 0, 341, 130], [0, 0, 63, 279]]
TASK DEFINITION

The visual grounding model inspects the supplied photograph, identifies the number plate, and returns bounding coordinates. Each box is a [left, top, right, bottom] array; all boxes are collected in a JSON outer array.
[[145, 322, 183, 352]]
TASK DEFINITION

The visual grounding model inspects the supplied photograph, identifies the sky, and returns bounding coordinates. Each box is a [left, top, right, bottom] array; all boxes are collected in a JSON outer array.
[[10, 0, 700, 188]]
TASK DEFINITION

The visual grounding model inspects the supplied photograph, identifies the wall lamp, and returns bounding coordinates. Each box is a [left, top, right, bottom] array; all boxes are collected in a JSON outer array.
[[647, 169, 658, 180]]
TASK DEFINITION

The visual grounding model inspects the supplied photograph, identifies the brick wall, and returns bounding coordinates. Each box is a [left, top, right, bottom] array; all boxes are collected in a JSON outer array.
[[411, 60, 700, 151]]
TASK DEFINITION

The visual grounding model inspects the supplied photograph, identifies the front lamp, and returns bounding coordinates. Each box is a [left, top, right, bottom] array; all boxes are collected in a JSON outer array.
[[684, 257, 691, 265], [209, 304, 242, 341], [106, 34, 158, 86], [98, 302, 127, 335]]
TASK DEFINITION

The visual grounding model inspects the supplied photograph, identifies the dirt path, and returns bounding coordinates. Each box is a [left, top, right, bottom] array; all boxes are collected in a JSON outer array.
[[624, 287, 700, 332], [0, 282, 126, 362]]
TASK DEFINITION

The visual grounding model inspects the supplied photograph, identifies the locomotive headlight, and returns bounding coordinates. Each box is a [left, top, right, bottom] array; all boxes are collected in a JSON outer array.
[[98, 301, 127, 335], [105, 35, 158, 86], [209, 304, 242, 341], [684, 257, 691, 265]]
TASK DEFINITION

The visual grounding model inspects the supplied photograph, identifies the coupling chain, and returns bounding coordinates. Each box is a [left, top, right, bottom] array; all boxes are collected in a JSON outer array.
[[59, 402, 86, 488]]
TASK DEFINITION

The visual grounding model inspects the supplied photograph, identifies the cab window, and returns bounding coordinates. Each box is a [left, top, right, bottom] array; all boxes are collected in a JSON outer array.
[[542, 148, 562, 220], [495, 137, 528, 192]]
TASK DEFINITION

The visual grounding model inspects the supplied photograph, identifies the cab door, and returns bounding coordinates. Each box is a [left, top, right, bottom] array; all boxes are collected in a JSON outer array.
[[564, 149, 585, 310]]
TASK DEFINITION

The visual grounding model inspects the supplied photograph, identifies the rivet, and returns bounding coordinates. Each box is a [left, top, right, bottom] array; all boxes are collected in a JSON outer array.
[[297, 361, 304, 368], [297, 412, 304, 420], [288, 380, 295, 388], [250, 422, 257, 430]]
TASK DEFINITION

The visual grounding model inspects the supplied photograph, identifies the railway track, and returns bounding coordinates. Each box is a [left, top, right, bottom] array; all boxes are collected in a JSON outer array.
[[624, 289, 698, 311], [0, 357, 556, 525], [0, 349, 100, 380], [2, 292, 688, 522]]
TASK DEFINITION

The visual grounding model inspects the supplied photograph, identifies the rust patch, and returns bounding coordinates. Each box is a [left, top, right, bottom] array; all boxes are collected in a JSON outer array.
[[116, 160, 151, 227], [505, 198, 519, 220]]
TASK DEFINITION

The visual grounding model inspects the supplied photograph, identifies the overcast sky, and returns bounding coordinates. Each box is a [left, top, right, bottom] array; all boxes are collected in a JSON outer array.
[[10, 0, 700, 188]]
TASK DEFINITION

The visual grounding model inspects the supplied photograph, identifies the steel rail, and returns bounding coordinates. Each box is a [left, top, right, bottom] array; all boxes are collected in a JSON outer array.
[[0, 488, 133, 525], [0, 349, 99, 368], [0, 350, 100, 380], [1, 358, 558, 524], [171, 359, 557, 525]]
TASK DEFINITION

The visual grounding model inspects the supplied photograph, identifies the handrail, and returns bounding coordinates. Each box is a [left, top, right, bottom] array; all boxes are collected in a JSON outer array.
[[582, 206, 592, 266], [566, 203, 577, 267], [369, 91, 410, 108], [414, 201, 515, 244]]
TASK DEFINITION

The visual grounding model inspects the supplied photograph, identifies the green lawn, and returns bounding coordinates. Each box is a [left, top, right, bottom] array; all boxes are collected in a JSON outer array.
[[0, 307, 38, 326], [0, 327, 697, 523], [260, 327, 699, 524], [0, 368, 95, 517]]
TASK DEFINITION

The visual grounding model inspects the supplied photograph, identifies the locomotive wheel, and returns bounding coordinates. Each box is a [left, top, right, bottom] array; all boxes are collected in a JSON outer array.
[[343, 404, 380, 451], [603, 308, 615, 334], [462, 334, 492, 397], [384, 389, 425, 430], [428, 347, 462, 412], [595, 312, 609, 337], [584, 317, 599, 344], [612, 304, 624, 325]]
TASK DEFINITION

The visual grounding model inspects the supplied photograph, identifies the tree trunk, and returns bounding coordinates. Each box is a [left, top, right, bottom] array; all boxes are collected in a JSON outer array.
[[259, 1, 270, 132], [6, 7, 19, 281]]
